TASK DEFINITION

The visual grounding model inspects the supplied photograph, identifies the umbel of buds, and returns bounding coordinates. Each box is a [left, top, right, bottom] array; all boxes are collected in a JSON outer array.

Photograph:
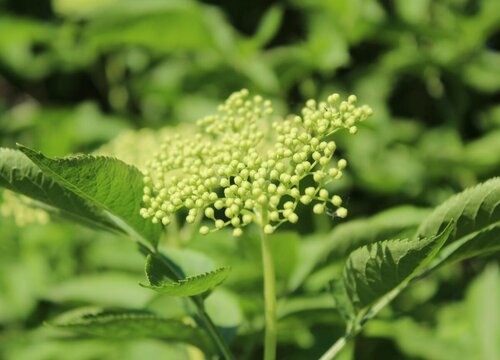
[[140, 89, 373, 237]]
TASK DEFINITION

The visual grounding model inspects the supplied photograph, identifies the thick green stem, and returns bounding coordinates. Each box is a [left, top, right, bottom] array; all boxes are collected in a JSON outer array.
[[259, 215, 277, 360]]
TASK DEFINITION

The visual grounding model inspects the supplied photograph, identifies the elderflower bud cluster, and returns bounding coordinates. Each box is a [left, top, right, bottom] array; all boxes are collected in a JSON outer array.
[[96, 126, 193, 171], [140, 89, 372, 236]]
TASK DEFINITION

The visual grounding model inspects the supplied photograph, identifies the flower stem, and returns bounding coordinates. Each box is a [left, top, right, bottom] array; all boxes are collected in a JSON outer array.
[[138, 243, 234, 360], [193, 297, 235, 360], [259, 217, 277, 360], [318, 334, 350, 360]]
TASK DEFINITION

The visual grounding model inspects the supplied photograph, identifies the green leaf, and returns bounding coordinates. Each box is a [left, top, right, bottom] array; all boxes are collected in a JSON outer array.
[[143, 267, 231, 297], [343, 223, 453, 313], [288, 206, 430, 292], [51, 308, 210, 349], [143, 254, 180, 286], [328, 206, 431, 260], [18, 145, 161, 247], [417, 177, 500, 241], [0, 148, 119, 232], [417, 178, 500, 268]]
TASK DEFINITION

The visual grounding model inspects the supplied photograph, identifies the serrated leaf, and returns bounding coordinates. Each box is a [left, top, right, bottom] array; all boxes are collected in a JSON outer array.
[[144, 253, 180, 286], [143, 267, 231, 297], [51, 308, 210, 349], [417, 177, 500, 242], [288, 206, 430, 292], [328, 206, 431, 260], [417, 178, 500, 269], [18, 145, 161, 247], [0, 148, 119, 232], [343, 223, 453, 313]]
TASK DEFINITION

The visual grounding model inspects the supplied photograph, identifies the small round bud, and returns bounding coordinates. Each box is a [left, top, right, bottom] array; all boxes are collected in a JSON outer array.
[[204, 207, 215, 218], [264, 224, 274, 234], [338, 159, 347, 169], [313, 203, 324, 214], [242, 214, 253, 224], [336, 207, 348, 218], [305, 187, 316, 196], [288, 212, 298, 223], [233, 228, 243, 237], [319, 189, 329, 199], [161, 216, 171, 225], [199, 226, 210, 235], [328, 168, 338, 177], [327, 93, 339, 104], [313, 171, 325, 182], [215, 219, 225, 229], [214, 200, 224, 210], [284, 201, 294, 210], [300, 195, 312, 205], [332, 195, 342, 206]]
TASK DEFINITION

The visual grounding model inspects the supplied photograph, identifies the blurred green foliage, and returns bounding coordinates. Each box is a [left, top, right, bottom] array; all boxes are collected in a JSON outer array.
[[0, 0, 499, 359]]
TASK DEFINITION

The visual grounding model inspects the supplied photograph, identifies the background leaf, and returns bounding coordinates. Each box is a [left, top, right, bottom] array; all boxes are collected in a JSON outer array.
[[51, 308, 210, 349]]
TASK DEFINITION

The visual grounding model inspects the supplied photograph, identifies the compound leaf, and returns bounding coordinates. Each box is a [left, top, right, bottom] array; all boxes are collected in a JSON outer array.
[[343, 223, 453, 313], [289, 206, 430, 292], [18, 145, 161, 247], [417, 177, 499, 242], [0, 148, 118, 231], [417, 177, 500, 269]]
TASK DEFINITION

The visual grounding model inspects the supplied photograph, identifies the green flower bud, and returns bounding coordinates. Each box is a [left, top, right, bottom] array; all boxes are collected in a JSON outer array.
[[336, 207, 348, 218], [233, 228, 243, 237], [313, 203, 325, 214], [332, 195, 342, 206], [264, 224, 275, 234], [300, 195, 312, 205], [200, 226, 210, 234], [305, 187, 316, 196]]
